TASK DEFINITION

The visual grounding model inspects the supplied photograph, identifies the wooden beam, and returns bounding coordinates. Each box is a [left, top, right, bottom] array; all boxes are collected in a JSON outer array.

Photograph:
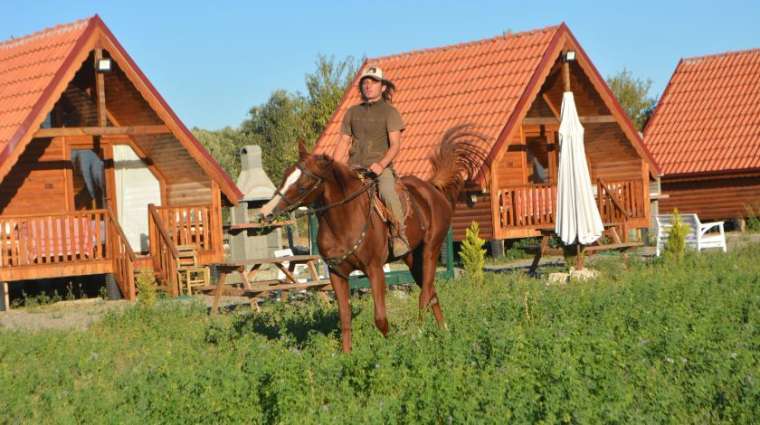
[[34, 125, 171, 138], [523, 115, 616, 126], [94, 49, 107, 127], [562, 59, 571, 92]]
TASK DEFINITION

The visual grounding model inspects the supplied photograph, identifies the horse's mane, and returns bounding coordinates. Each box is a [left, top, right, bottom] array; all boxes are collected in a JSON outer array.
[[428, 124, 488, 206]]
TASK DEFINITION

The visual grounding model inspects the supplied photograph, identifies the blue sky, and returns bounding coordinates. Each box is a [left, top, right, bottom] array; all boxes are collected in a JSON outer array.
[[4, 1, 759, 130]]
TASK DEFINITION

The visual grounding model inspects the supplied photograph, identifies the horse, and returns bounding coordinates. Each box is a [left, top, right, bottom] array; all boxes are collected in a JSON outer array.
[[260, 125, 486, 352]]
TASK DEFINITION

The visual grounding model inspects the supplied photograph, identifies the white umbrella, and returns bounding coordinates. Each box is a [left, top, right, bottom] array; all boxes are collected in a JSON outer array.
[[555, 91, 604, 245]]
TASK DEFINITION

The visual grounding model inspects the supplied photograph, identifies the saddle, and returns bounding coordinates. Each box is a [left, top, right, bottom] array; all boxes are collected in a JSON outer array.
[[357, 171, 416, 240]]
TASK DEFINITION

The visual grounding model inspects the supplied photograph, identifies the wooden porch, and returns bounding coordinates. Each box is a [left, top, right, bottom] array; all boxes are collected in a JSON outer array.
[[495, 178, 648, 240], [0, 209, 136, 299], [0, 203, 221, 301]]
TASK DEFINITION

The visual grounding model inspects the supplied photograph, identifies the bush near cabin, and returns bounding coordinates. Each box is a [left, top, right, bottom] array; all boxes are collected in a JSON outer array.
[[1, 245, 758, 423]]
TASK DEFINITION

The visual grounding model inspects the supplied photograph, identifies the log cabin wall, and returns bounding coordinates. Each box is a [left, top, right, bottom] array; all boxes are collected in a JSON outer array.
[[453, 193, 494, 240], [661, 174, 760, 221], [0, 137, 68, 215], [585, 123, 641, 182]]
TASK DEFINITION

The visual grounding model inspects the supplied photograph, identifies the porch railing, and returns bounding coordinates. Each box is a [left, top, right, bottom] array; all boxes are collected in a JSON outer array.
[[0, 210, 108, 266], [155, 205, 213, 255], [148, 204, 179, 296], [498, 178, 645, 231], [498, 184, 556, 228], [0, 209, 136, 300]]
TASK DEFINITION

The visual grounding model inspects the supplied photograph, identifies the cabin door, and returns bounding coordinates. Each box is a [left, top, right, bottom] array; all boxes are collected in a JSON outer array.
[[524, 128, 558, 185], [112, 143, 161, 254], [67, 137, 107, 211]]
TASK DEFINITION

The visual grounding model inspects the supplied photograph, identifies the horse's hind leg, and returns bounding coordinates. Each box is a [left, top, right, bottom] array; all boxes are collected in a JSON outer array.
[[404, 244, 446, 328], [365, 264, 389, 336], [330, 271, 353, 353]]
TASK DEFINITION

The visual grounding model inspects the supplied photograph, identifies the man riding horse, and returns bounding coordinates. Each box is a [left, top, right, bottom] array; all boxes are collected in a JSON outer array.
[[332, 65, 410, 257]]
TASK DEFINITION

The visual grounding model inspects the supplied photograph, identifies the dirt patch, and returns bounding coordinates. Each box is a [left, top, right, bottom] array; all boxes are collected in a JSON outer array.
[[0, 298, 130, 332]]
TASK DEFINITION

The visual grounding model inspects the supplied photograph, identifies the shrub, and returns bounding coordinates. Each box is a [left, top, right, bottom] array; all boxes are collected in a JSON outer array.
[[664, 208, 690, 261], [460, 221, 486, 283], [135, 268, 157, 307], [745, 203, 760, 232]]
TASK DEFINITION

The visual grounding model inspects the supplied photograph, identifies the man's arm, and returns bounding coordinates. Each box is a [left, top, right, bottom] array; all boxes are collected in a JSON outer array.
[[333, 133, 352, 165], [370, 130, 401, 175]]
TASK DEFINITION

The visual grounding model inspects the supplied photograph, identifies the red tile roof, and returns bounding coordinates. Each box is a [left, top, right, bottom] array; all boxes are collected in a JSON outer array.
[[643, 48, 760, 176], [0, 16, 242, 202], [314, 25, 563, 179], [0, 18, 90, 155]]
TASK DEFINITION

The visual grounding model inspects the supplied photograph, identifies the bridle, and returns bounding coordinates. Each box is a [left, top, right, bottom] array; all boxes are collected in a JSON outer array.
[[271, 163, 377, 219], [272, 163, 324, 217], [269, 162, 379, 277]]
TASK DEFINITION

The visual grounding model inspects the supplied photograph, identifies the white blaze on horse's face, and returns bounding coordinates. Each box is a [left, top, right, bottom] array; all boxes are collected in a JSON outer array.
[[260, 167, 302, 218]]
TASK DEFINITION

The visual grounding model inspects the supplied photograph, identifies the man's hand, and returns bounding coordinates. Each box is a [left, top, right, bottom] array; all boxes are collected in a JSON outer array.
[[369, 162, 384, 176]]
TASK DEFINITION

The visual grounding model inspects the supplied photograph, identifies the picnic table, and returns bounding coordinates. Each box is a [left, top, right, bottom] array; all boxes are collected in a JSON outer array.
[[205, 255, 331, 313]]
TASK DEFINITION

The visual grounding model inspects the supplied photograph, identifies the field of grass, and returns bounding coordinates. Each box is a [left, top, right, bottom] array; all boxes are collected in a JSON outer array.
[[1, 245, 759, 423]]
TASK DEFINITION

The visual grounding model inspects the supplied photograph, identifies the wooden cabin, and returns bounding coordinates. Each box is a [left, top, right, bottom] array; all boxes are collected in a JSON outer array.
[[643, 48, 760, 224], [0, 16, 242, 301], [315, 24, 659, 244]]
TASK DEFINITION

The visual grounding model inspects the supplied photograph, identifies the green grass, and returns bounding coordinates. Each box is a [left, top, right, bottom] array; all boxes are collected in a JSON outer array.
[[1, 245, 759, 423]]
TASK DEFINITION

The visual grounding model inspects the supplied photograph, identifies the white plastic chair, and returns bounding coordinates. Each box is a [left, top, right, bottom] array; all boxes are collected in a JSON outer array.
[[655, 213, 727, 256]]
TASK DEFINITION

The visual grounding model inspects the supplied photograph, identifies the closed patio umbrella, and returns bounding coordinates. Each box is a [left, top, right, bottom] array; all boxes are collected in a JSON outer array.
[[555, 91, 604, 245]]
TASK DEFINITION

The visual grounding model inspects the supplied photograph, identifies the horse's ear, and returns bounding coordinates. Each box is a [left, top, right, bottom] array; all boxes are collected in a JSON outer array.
[[298, 140, 309, 160]]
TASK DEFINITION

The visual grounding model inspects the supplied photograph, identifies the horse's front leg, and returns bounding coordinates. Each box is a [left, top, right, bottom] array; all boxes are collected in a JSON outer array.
[[365, 264, 389, 336], [329, 270, 353, 353]]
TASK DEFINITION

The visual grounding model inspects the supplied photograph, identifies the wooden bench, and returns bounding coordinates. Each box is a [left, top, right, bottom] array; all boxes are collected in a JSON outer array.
[[655, 214, 727, 256], [206, 255, 331, 313]]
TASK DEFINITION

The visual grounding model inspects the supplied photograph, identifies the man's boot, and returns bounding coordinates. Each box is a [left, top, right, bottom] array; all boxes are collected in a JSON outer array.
[[392, 225, 410, 257]]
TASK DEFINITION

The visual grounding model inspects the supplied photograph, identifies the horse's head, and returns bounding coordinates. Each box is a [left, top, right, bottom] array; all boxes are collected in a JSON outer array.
[[258, 141, 330, 222]]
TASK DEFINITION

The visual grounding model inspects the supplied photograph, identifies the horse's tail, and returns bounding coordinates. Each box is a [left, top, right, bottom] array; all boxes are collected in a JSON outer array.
[[428, 124, 488, 207]]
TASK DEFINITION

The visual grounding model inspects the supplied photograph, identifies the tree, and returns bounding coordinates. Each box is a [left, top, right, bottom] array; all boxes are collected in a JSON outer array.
[[606, 68, 657, 131], [303, 54, 358, 145], [192, 126, 252, 179]]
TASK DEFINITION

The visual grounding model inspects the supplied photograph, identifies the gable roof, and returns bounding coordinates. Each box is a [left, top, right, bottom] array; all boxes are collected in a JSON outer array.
[[315, 23, 658, 182], [0, 16, 242, 202], [643, 48, 760, 177]]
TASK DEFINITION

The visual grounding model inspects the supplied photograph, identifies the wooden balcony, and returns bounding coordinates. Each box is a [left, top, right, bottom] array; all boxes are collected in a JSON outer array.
[[0, 209, 136, 299], [497, 179, 646, 238]]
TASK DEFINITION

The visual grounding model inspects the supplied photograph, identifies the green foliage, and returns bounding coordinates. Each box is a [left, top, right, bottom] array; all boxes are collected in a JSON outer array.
[[191, 126, 251, 179], [745, 203, 760, 233], [607, 67, 657, 131], [664, 209, 691, 261], [135, 268, 157, 307], [2, 245, 760, 422], [460, 221, 486, 283]]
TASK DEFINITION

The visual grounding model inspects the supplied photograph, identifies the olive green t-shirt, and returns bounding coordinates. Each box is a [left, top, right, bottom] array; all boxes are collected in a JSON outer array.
[[340, 100, 405, 168]]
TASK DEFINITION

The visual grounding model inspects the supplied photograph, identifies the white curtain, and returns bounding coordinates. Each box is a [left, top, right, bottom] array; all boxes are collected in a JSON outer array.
[[555, 92, 604, 245], [113, 145, 162, 253]]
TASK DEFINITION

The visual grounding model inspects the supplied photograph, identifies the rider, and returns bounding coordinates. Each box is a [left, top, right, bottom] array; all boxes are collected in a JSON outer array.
[[333, 65, 410, 257]]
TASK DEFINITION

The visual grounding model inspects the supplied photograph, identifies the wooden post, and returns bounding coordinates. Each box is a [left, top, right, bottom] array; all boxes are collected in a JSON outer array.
[[1, 281, 8, 312], [94, 49, 107, 127], [562, 59, 571, 92], [576, 242, 584, 270]]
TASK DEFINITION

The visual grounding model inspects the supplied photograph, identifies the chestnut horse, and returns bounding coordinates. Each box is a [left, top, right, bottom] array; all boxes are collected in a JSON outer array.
[[260, 126, 485, 352]]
